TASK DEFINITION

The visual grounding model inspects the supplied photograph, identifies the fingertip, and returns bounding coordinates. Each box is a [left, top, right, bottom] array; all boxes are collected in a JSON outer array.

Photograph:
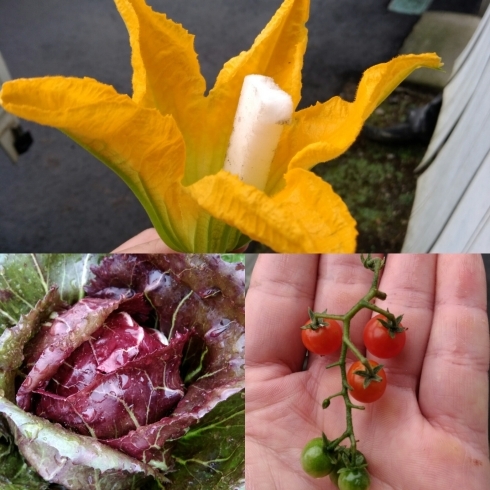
[[112, 228, 175, 253], [246, 254, 319, 374]]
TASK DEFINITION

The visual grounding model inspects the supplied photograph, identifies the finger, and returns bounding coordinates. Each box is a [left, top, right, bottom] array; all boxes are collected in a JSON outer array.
[[245, 254, 319, 376], [112, 228, 175, 253], [419, 254, 489, 453], [371, 254, 438, 390], [312, 254, 384, 363]]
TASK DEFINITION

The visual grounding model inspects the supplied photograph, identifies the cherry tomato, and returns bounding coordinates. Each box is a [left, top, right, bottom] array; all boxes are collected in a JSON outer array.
[[300, 437, 333, 478], [301, 319, 342, 356], [347, 360, 387, 403], [363, 314, 406, 359], [338, 467, 370, 490], [330, 450, 366, 487]]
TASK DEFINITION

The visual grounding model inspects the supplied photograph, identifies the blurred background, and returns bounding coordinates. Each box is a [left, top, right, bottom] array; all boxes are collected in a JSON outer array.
[[0, 0, 486, 252]]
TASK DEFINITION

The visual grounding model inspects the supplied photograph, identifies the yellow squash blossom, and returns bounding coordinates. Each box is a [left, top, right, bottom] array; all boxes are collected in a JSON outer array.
[[0, 0, 441, 252]]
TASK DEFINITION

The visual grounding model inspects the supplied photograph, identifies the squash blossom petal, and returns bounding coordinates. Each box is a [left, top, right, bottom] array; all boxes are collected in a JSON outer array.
[[0, 0, 441, 253]]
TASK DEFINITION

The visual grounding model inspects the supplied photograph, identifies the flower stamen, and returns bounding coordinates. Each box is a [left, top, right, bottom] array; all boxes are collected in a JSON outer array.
[[223, 74, 293, 191]]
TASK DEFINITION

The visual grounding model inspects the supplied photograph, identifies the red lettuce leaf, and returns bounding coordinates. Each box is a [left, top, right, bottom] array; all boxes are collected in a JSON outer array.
[[0, 253, 244, 488], [16, 296, 127, 412], [83, 255, 245, 466], [35, 315, 191, 439]]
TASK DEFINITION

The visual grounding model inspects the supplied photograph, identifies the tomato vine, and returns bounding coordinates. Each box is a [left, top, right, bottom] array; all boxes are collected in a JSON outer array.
[[300, 255, 407, 489]]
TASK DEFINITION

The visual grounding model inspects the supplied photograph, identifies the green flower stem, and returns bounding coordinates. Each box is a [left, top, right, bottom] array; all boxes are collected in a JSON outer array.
[[310, 255, 393, 462]]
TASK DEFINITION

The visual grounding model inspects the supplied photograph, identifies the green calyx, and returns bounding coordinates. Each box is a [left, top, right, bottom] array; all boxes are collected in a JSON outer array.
[[378, 311, 406, 339], [301, 307, 330, 331], [328, 447, 368, 488], [353, 363, 385, 389]]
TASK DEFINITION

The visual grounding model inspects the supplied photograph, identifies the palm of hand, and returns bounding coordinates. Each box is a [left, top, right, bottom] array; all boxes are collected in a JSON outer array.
[[246, 255, 490, 490]]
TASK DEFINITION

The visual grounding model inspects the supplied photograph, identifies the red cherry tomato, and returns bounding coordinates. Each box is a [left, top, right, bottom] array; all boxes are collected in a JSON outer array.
[[363, 314, 406, 359], [301, 319, 342, 356], [347, 360, 387, 403]]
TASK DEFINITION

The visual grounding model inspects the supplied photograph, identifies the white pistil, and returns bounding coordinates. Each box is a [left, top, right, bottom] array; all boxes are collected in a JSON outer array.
[[223, 74, 293, 191]]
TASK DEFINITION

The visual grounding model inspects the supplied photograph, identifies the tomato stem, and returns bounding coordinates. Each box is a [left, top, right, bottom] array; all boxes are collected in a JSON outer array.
[[311, 312, 344, 322], [359, 300, 397, 324], [312, 255, 396, 466], [326, 431, 350, 450], [322, 391, 343, 408]]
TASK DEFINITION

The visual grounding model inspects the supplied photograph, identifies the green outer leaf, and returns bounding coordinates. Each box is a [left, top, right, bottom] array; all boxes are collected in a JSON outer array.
[[168, 391, 245, 489], [34, 254, 102, 304], [0, 287, 64, 371], [0, 254, 101, 333], [0, 370, 16, 404], [0, 418, 49, 490], [0, 255, 47, 333], [0, 395, 162, 490]]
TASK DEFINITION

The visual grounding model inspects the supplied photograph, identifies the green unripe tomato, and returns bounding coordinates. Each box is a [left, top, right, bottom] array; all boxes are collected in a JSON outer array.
[[330, 450, 366, 488], [300, 437, 333, 478], [338, 467, 370, 490]]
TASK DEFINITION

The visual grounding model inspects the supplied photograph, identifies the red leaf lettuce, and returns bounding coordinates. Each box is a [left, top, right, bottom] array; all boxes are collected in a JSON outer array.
[[0, 254, 244, 489]]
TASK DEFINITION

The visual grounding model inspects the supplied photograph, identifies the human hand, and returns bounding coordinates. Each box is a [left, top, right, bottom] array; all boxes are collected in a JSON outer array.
[[112, 228, 175, 253], [245, 254, 490, 489], [113, 228, 250, 253]]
